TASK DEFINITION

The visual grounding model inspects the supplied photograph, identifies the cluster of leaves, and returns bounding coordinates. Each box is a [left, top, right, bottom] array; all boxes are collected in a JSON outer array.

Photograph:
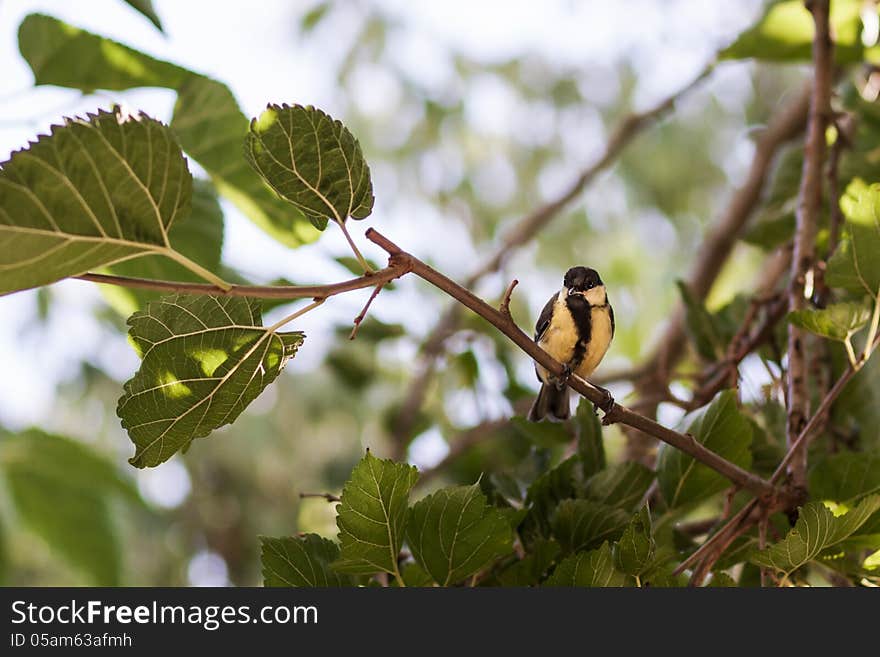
[[262, 396, 880, 587]]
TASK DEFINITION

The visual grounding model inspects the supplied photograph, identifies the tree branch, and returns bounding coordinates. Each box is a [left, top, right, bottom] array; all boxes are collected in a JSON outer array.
[[366, 228, 778, 499], [786, 0, 833, 490], [73, 257, 411, 300], [388, 64, 715, 454]]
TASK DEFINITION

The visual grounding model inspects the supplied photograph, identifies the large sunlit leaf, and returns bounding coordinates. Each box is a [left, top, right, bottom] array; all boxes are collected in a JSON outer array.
[[827, 179, 880, 296], [0, 430, 145, 585], [551, 499, 629, 554], [0, 107, 198, 296], [751, 495, 880, 575], [102, 179, 224, 315], [788, 302, 872, 342], [18, 14, 186, 90], [720, 0, 869, 63], [544, 542, 628, 587], [118, 294, 304, 467], [405, 483, 513, 586], [332, 452, 418, 576], [260, 534, 352, 587], [245, 103, 374, 226], [810, 451, 880, 504], [17, 14, 318, 248], [657, 391, 753, 508]]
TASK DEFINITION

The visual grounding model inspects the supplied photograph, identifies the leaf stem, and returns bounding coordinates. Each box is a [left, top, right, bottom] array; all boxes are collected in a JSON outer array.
[[267, 298, 325, 332], [336, 219, 375, 274], [162, 249, 232, 291], [860, 286, 880, 365]]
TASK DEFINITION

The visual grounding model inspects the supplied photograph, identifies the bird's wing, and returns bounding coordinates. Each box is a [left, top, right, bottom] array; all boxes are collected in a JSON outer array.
[[609, 302, 615, 338], [534, 293, 556, 342]]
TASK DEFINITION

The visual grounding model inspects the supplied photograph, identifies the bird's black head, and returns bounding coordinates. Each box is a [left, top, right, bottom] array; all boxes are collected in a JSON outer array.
[[563, 266, 602, 292]]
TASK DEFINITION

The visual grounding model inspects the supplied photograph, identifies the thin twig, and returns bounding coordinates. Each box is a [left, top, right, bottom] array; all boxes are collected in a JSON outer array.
[[299, 492, 341, 502], [349, 283, 386, 340], [499, 279, 519, 317], [73, 257, 411, 299], [367, 229, 779, 499], [785, 0, 832, 490]]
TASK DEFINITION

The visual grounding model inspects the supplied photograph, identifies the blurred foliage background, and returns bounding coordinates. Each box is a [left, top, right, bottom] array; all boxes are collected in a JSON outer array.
[[0, 0, 876, 586]]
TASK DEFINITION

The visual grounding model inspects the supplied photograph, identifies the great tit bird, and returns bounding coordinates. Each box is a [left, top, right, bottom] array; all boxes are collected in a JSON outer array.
[[528, 266, 614, 422]]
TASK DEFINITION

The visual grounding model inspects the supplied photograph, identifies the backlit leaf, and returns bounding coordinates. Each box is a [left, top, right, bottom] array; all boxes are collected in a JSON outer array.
[[260, 534, 352, 587], [544, 542, 628, 587], [118, 294, 304, 467]]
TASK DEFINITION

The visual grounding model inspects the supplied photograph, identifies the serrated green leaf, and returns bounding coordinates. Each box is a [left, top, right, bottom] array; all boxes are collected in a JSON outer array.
[[406, 483, 513, 585], [676, 280, 723, 360], [752, 496, 880, 575], [0, 430, 144, 585], [0, 107, 203, 296], [827, 179, 880, 295], [584, 462, 655, 510], [171, 77, 319, 248], [551, 499, 629, 553], [18, 14, 186, 90], [123, 0, 163, 31], [615, 506, 655, 577], [657, 391, 753, 508], [497, 538, 561, 586], [544, 542, 628, 587], [575, 399, 605, 478], [117, 294, 304, 467], [102, 180, 224, 315], [245, 103, 374, 225], [17, 15, 318, 248], [510, 416, 571, 448], [333, 452, 418, 576], [720, 0, 867, 63], [788, 303, 872, 342], [810, 451, 880, 503], [524, 455, 579, 535], [260, 534, 352, 587], [400, 561, 434, 587]]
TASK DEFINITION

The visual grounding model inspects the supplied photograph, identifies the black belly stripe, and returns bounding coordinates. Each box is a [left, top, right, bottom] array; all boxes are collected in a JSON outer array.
[[565, 295, 592, 369]]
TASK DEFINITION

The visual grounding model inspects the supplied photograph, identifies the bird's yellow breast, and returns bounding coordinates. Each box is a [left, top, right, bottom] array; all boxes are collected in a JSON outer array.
[[536, 290, 612, 383]]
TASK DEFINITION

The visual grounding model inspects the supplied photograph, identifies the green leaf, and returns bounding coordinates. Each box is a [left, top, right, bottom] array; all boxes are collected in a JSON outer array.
[[544, 542, 628, 587], [406, 483, 513, 585], [657, 391, 753, 508], [18, 14, 186, 90], [523, 455, 579, 535], [245, 104, 374, 225], [584, 462, 655, 510], [551, 499, 629, 553], [118, 294, 304, 467], [123, 0, 164, 32], [751, 495, 880, 575], [497, 538, 561, 586], [0, 107, 203, 296], [400, 561, 434, 587], [510, 416, 571, 448], [615, 506, 655, 577], [676, 280, 723, 360], [171, 77, 319, 247], [720, 0, 868, 63], [260, 534, 352, 587], [17, 15, 318, 248], [788, 303, 872, 342], [707, 572, 738, 587], [575, 399, 605, 478], [300, 2, 331, 32], [333, 452, 418, 576], [810, 451, 880, 503], [102, 179, 224, 315], [0, 430, 143, 585], [827, 178, 880, 295]]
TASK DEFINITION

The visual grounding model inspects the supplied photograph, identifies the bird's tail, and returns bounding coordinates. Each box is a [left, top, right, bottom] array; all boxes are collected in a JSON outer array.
[[528, 383, 571, 422]]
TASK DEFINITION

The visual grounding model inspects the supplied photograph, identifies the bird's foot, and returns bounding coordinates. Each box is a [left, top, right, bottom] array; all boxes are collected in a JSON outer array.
[[591, 383, 615, 415], [552, 364, 573, 391]]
